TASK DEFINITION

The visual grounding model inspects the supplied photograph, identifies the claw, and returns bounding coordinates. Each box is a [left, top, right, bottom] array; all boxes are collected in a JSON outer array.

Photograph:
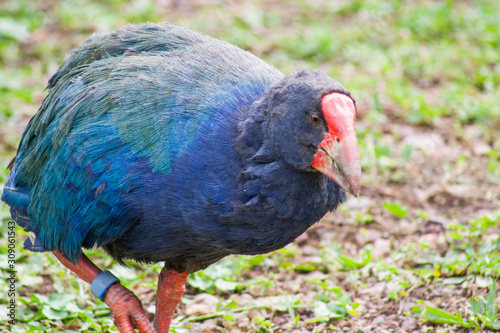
[[104, 283, 157, 333]]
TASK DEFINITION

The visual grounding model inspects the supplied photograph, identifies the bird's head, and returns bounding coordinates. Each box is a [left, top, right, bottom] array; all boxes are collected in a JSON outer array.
[[261, 71, 361, 197]]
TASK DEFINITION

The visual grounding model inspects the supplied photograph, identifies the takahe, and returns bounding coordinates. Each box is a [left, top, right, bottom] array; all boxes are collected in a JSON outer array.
[[2, 23, 361, 332]]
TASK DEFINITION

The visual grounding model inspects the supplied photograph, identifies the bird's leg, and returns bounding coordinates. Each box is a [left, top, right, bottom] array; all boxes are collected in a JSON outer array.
[[52, 251, 156, 333], [154, 267, 189, 332]]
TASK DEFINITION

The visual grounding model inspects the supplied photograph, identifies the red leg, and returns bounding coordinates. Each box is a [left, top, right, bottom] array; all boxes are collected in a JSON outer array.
[[154, 267, 189, 332], [52, 251, 156, 333], [52, 251, 101, 283]]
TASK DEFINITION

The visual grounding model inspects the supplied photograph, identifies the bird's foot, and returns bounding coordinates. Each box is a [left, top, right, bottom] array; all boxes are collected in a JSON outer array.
[[104, 283, 157, 333]]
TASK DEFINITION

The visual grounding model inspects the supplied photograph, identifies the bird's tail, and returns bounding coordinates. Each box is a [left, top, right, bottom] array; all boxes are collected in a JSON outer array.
[[1, 166, 48, 252], [23, 234, 48, 252]]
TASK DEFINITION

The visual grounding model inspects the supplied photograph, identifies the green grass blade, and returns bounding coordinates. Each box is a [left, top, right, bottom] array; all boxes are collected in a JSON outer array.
[[487, 283, 497, 321]]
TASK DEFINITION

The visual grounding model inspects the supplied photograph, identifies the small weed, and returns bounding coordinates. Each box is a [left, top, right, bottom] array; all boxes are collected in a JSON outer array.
[[336, 248, 372, 270], [412, 284, 500, 331], [383, 201, 409, 219]]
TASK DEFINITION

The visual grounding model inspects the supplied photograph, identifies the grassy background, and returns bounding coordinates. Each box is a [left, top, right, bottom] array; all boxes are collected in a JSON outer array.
[[0, 0, 499, 332]]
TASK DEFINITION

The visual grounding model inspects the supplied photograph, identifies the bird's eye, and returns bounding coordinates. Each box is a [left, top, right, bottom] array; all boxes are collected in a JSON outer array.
[[310, 114, 321, 124]]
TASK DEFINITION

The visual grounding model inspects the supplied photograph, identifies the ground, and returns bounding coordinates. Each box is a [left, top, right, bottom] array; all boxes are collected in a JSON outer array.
[[0, 0, 499, 332]]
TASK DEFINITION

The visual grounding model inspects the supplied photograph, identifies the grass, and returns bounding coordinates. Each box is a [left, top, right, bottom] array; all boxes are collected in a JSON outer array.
[[1, 0, 499, 332], [413, 284, 500, 331]]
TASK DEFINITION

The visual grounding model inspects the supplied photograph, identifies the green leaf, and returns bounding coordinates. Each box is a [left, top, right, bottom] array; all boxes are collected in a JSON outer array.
[[110, 265, 138, 281], [328, 303, 348, 318], [424, 305, 459, 322], [337, 249, 371, 269], [294, 262, 319, 273], [294, 314, 301, 326], [335, 292, 352, 307], [222, 313, 235, 322], [420, 304, 468, 326], [470, 297, 480, 314], [487, 283, 497, 321], [214, 278, 238, 291], [246, 255, 265, 268], [31, 293, 49, 304], [188, 273, 214, 292], [18, 274, 43, 287], [79, 311, 103, 330], [26, 322, 44, 331], [382, 201, 409, 219], [41, 305, 69, 320], [443, 276, 466, 285], [486, 321, 500, 329], [16, 307, 35, 322], [304, 315, 330, 324], [476, 276, 493, 288], [223, 299, 239, 310], [48, 293, 76, 310], [411, 305, 422, 314], [0, 18, 30, 41], [312, 301, 330, 318], [10, 325, 28, 333]]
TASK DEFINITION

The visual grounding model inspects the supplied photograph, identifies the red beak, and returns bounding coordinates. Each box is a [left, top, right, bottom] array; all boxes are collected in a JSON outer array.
[[312, 93, 361, 196]]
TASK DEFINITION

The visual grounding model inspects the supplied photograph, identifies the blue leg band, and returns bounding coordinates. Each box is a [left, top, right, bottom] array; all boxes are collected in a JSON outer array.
[[90, 271, 120, 301]]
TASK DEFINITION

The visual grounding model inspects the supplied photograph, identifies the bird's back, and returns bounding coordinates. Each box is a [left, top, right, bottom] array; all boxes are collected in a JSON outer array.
[[2, 23, 283, 262]]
